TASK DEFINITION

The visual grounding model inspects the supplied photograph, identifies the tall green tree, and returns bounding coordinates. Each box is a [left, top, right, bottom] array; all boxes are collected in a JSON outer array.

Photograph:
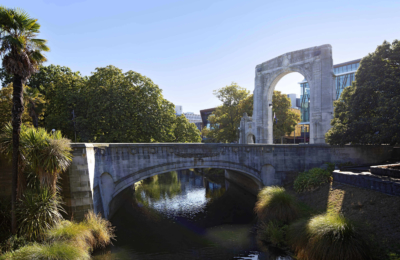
[[272, 91, 300, 142], [75, 66, 176, 143], [0, 6, 49, 233], [171, 115, 201, 143], [205, 83, 250, 143], [326, 40, 400, 145]]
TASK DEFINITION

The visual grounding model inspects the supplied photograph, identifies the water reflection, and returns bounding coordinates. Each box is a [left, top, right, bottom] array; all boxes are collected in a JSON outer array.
[[95, 169, 283, 260], [135, 170, 226, 219]]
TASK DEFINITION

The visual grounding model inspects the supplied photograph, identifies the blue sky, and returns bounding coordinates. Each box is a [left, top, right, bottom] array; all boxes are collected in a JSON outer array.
[[5, 0, 400, 113]]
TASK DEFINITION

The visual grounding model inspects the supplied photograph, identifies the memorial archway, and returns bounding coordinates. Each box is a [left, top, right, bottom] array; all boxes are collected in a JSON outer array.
[[239, 44, 335, 144]]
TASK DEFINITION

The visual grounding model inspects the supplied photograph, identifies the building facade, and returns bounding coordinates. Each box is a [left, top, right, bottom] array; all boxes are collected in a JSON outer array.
[[299, 58, 361, 128]]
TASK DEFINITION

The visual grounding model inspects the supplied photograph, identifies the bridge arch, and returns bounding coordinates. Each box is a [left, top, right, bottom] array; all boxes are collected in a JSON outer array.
[[94, 161, 263, 219]]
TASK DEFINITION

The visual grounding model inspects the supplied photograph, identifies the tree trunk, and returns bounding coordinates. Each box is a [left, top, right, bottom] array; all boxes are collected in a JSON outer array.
[[29, 101, 39, 128], [11, 74, 24, 234]]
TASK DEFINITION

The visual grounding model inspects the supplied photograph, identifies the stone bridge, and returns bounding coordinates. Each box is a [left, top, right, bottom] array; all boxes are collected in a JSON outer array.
[[62, 143, 393, 220]]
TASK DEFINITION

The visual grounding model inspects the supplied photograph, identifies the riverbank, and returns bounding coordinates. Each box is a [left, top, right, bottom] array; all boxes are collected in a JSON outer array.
[[284, 181, 400, 259]]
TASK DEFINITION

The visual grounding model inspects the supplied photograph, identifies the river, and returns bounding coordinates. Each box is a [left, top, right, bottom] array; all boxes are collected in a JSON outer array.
[[93, 169, 289, 260]]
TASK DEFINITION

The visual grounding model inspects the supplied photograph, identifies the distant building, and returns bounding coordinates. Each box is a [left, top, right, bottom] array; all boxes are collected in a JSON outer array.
[[183, 112, 202, 124], [200, 108, 216, 129], [286, 93, 300, 109], [175, 105, 183, 116], [297, 58, 361, 143], [299, 58, 361, 124]]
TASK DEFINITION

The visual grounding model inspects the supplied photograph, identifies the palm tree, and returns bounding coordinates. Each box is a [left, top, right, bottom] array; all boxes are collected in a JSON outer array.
[[0, 6, 49, 233]]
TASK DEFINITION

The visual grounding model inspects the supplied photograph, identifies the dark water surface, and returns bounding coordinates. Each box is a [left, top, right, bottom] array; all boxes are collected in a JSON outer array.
[[94, 170, 284, 260]]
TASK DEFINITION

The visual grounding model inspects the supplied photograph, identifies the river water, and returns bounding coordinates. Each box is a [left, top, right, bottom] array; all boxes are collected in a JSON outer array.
[[94, 169, 288, 260]]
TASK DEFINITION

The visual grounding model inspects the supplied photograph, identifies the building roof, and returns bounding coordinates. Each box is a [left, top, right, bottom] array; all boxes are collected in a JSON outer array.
[[200, 107, 217, 113], [333, 58, 362, 68]]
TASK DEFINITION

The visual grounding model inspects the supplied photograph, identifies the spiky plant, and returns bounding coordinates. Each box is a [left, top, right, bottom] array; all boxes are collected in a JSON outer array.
[[254, 186, 299, 223], [288, 213, 372, 260], [16, 188, 64, 241], [23, 127, 72, 193], [0, 6, 49, 233]]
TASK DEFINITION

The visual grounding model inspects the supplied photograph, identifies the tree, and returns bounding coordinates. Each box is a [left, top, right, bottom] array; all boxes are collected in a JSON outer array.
[[206, 83, 250, 143], [74, 66, 177, 143], [326, 40, 400, 145], [171, 115, 201, 143], [43, 66, 87, 141], [0, 84, 33, 129], [0, 7, 49, 233], [272, 91, 300, 142]]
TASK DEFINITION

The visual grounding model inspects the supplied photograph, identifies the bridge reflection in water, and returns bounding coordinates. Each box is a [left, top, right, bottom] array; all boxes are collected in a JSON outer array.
[[94, 169, 270, 260]]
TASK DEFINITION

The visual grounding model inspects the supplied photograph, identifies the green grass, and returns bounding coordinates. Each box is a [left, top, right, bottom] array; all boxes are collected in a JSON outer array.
[[1, 211, 115, 259], [0, 241, 90, 260], [255, 186, 299, 223], [288, 213, 372, 260], [294, 167, 331, 193], [257, 221, 287, 248]]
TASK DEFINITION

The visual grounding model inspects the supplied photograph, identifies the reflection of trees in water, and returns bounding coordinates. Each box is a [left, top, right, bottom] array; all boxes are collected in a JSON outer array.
[[134, 171, 181, 205]]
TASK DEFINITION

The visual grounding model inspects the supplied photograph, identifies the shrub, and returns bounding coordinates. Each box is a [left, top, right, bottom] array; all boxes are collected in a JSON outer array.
[[288, 213, 372, 260], [294, 168, 331, 193], [257, 221, 287, 248], [46, 221, 95, 251], [46, 211, 114, 252], [83, 211, 115, 249], [16, 188, 64, 241], [0, 200, 11, 242], [0, 241, 90, 260], [255, 186, 299, 223], [0, 236, 28, 255]]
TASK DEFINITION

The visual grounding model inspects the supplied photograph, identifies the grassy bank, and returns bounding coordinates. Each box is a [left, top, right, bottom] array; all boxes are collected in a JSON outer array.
[[255, 163, 400, 260], [286, 181, 400, 259], [0, 211, 115, 260]]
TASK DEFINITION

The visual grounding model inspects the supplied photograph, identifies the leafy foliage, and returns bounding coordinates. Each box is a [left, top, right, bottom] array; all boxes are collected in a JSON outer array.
[[254, 186, 299, 223], [73, 66, 180, 142], [0, 84, 43, 130], [272, 91, 300, 141], [294, 167, 331, 193], [288, 213, 372, 260], [204, 83, 250, 143], [171, 115, 201, 143], [326, 40, 400, 145]]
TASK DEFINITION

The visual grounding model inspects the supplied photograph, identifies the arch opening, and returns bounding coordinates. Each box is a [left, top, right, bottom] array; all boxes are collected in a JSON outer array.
[[270, 72, 308, 144], [101, 165, 262, 219]]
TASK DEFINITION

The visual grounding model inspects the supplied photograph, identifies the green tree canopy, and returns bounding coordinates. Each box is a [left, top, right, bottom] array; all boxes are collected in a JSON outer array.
[[326, 40, 400, 145], [171, 115, 201, 143], [205, 83, 250, 143], [272, 91, 300, 141], [75, 65, 177, 143]]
